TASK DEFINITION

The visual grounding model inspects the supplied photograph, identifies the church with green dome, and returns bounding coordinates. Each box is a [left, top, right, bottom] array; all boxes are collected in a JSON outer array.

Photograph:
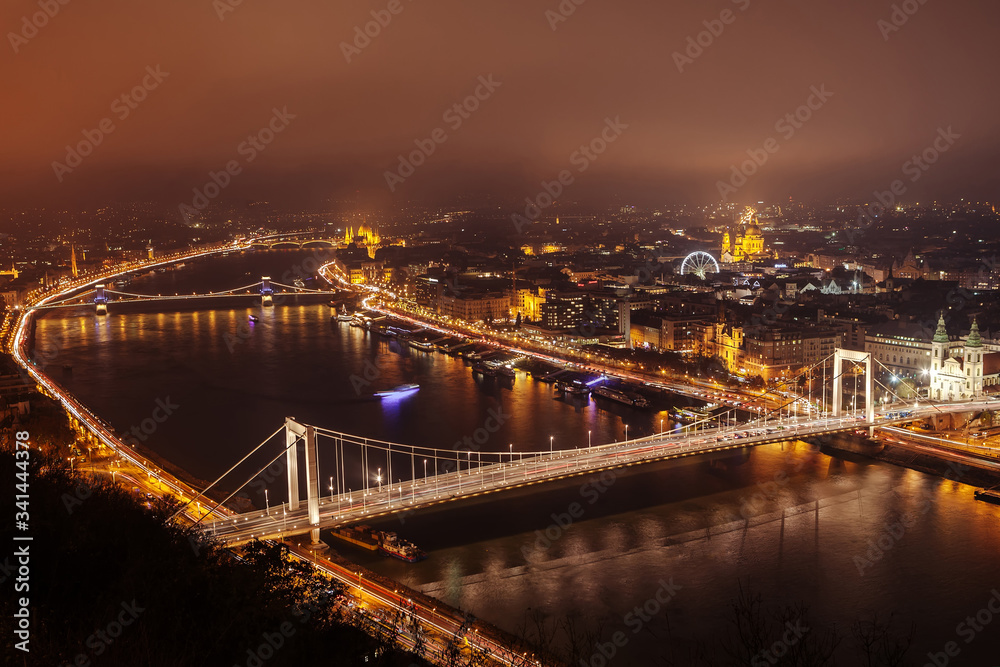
[[928, 314, 1000, 400]]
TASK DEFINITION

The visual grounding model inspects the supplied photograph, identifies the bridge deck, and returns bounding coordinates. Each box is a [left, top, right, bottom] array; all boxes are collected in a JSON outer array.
[[208, 409, 966, 544]]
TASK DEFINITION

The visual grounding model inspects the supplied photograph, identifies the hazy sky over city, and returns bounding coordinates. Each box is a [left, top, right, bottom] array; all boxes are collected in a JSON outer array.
[[2, 0, 998, 209]]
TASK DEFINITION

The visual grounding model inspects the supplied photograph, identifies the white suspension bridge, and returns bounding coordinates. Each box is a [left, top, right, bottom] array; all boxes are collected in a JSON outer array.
[[179, 348, 994, 547]]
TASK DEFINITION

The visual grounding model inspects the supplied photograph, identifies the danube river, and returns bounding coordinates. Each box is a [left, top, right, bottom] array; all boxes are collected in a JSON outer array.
[[33, 251, 1000, 664]]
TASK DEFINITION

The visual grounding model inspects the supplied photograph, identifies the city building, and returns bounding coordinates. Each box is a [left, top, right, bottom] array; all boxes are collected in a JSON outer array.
[[740, 325, 841, 381], [721, 213, 772, 264], [506, 286, 545, 321], [892, 249, 932, 281], [929, 316, 1000, 400], [343, 223, 386, 258], [540, 292, 587, 330], [864, 321, 933, 379], [437, 293, 510, 322], [629, 313, 713, 353], [712, 322, 841, 381]]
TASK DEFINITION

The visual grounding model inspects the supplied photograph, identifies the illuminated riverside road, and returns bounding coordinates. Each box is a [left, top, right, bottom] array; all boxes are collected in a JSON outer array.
[[8, 238, 536, 666], [9, 238, 254, 524]]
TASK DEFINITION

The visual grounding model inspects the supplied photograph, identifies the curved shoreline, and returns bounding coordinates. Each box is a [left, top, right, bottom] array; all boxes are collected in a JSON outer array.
[[10, 240, 253, 514]]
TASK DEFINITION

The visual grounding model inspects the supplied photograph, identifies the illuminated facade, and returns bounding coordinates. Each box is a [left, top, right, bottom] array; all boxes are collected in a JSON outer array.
[[507, 287, 545, 321], [343, 223, 382, 258], [721, 207, 771, 263], [927, 316, 1000, 400]]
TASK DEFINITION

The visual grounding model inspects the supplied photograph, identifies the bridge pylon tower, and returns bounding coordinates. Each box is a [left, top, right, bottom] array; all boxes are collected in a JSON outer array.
[[284, 417, 326, 549], [95, 284, 108, 315], [831, 348, 874, 430], [261, 276, 273, 306]]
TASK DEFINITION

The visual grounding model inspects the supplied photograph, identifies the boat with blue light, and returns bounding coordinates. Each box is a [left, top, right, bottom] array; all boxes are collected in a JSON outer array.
[[374, 383, 420, 398]]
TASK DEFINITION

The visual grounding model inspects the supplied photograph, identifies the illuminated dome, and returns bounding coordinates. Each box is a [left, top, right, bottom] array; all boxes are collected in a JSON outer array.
[[746, 224, 762, 236]]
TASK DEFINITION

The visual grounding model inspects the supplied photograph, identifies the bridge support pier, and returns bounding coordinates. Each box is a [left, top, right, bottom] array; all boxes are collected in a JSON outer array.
[[285, 417, 327, 549], [832, 349, 874, 434]]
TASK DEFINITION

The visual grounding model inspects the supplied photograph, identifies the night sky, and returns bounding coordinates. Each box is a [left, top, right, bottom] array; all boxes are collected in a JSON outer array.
[[2, 0, 998, 208]]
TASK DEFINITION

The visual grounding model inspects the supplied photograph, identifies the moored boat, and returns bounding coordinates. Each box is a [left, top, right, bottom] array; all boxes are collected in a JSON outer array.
[[331, 525, 380, 550], [593, 385, 649, 408], [331, 525, 426, 562], [671, 404, 718, 424], [974, 488, 1000, 505], [472, 362, 497, 377], [379, 532, 427, 562]]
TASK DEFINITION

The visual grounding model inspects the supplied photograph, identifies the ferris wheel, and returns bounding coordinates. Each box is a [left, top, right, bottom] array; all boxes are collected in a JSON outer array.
[[680, 251, 720, 279]]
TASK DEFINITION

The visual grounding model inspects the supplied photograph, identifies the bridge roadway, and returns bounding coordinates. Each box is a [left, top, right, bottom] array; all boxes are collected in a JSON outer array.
[[31, 281, 341, 311], [209, 398, 997, 544]]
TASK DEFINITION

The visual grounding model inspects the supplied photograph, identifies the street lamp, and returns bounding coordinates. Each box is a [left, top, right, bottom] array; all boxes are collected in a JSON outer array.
[[377, 467, 382, 493], [550, 435, 554, 455], [329, 476, 334, 502], [265, 488, 269, 514], [588, 431, 592, 449]]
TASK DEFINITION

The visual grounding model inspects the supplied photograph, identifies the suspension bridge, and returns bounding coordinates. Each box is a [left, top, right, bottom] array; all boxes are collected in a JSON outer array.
[[27, 276, 341, 313], [179, 348, 995, 547]]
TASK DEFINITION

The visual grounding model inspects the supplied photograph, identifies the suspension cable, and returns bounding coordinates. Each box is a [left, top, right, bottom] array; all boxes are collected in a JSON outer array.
[[168, 424, 284, 522]]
